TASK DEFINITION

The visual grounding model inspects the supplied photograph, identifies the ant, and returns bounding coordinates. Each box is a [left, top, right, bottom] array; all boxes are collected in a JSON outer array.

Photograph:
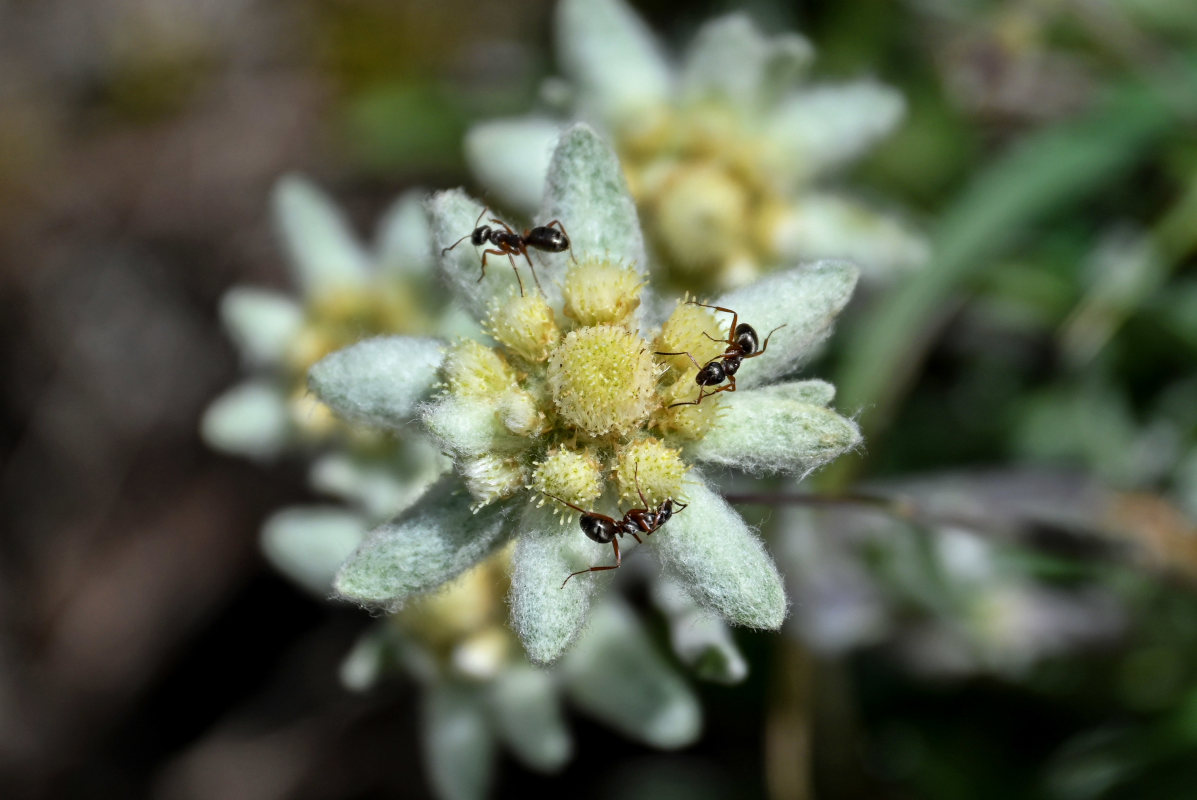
[[542, 465, 687, 588], [655, 302, 786, 408], [441, 207, 576, 297]]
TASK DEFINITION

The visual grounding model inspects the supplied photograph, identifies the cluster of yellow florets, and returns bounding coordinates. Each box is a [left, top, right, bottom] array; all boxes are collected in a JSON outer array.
[[288, 285, 427, 441], [547, 325, 660, 437], [617, 107, 789, 290], [435, 260, 739, 517], [397, 547, 516, 679]]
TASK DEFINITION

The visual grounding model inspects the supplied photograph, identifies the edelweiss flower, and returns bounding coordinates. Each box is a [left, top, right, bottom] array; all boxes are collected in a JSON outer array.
[[311, 124, 862, 663], [201, 174, 469, 461], [339, 551, 709, 800], [202, 175, 462, 584], [466, 0, 926, 291]]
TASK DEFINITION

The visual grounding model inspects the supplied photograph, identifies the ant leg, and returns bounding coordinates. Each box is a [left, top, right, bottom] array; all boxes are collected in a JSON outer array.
[[480, 249, 509, 283], [743, 324, 788, 359], [489, 217, 516, 235], [700, 375, 736, 397], [654, 350, 705, 372], [561, 538, 621, 589], [504, 252, 527, 297], [687, 302, 738, 342], [539, 492, 623, 528], [520, 248, 544, 294], [633, 460, 648, 509], [543, 220, 578, 263], [667, 387, 710, 409]]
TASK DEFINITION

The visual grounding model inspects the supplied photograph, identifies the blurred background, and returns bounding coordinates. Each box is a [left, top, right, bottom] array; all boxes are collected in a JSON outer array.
[[2, 0, 1196, 798]]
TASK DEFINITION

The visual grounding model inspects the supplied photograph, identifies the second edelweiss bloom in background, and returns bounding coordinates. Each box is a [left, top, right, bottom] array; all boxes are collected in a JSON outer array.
[[467, 0, 927, 292], [310, 124, 861, 664]]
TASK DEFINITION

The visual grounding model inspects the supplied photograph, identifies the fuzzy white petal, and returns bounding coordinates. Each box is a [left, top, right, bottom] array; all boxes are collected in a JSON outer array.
[[681, 13, 813, 111], [333, 478, 517, 611], [261, 506, 367, 596], [465, 117, 562, 216], [272, 174, 371, 295], [765, 81, 905, 181], [540, 124, 646, 267], [653, 473, 787, 629], [509, 502, 607, 665], [714, 260, 859, 387], [308, 336, 443, 430], [218, 287, 304, 368], [560, 599, 701, 747], [201, 381, 291, 459], [688, 383, 862, 475], [424, 682, 495, 800], [427, 190, 552, 316], [652, 577, 748, 684], [773, 193, 928, 281], [375, 189, 436, 279], [488, 665, 572, 772], [556, 0, 672, 129]]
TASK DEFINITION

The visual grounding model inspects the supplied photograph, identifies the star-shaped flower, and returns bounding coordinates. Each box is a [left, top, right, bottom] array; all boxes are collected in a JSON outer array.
[[201, 174, 470, 461], [465, 0, 926, 292], [311, 124, 862, 663]]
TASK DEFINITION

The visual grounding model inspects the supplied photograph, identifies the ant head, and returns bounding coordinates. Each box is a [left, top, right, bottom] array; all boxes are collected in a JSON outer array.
[[580, 514, 617, 543], [470, 226, 491, 246], [527, 226, 569, 253]]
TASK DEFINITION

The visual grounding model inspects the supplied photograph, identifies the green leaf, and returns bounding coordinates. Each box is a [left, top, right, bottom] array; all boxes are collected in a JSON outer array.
[[836, 85, 1174, 449]]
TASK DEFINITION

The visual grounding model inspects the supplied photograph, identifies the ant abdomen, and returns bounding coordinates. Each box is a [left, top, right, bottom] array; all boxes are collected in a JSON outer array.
[[581, 515, 617, 543], [525, 226, 569, 253]]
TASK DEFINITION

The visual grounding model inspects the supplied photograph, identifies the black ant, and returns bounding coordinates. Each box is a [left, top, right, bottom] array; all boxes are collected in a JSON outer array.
[[542, 465, 687, 588], [655, 301, 786, 408], [441, 207, 576, 297]]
